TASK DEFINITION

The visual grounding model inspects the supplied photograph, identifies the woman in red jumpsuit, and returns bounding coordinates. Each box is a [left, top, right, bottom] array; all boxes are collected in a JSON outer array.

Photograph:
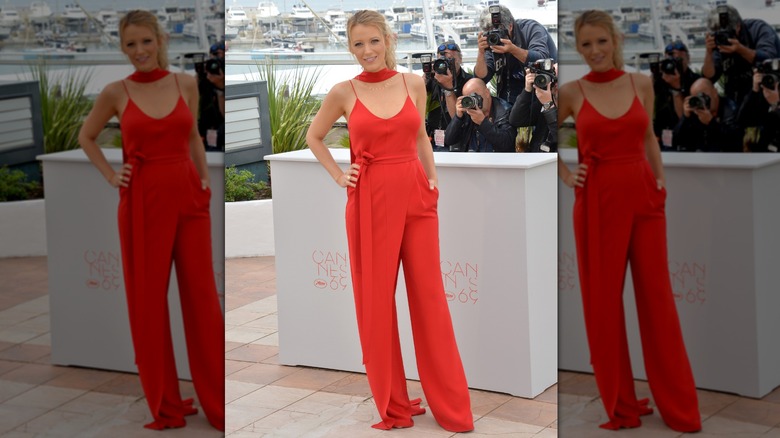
[[305, 10, 473, 433], [557, 10, 701, 432], [78, 10, 224, 431]]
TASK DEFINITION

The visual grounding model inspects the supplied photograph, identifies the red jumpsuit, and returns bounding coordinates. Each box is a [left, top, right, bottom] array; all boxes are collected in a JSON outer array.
[[118, 74, 225, 431], [572, 74, 701, 432], [344, 74, 473, 432]]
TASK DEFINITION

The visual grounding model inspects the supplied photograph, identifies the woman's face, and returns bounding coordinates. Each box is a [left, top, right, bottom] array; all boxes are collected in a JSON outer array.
[[349, 24, 388, 72], [121, 24, 161, 72], [576, 23, 616, 72]]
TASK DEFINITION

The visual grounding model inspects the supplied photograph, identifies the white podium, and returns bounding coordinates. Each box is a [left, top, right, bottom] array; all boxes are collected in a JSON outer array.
[[558, 149, 780, 398], [39, 149, 225, 379], [267, 149, 557, 398]]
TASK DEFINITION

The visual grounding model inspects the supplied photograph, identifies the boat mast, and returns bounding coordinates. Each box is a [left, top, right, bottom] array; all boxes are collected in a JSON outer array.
[[422, 0, 435, 50]]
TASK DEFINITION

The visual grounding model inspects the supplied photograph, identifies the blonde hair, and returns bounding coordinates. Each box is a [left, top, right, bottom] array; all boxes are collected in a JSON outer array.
[[574, 9, 624, 70], [119, 10, 169, 70], [346, 10, 397, 70]]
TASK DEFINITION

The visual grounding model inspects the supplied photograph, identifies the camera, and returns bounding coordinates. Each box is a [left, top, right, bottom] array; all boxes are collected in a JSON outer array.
[[688, 92, 711, 110], [529, 58, 557, 89], [194, 56, 224, 77], [461, 93, 483, 109], [660, 58, 680, 75], [433, 58, 453, 75], [758, 58, 780, 90], [486, 5, 509, 47], [712, 4, 736, 46]]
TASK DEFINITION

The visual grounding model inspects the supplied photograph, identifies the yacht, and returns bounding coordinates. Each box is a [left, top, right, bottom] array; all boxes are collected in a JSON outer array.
[[62, 4, 88, 22], [28, 2, 53, 24], [257, 1, 280, 18], [329, 16, 346, 43], [290, 3, 314, 20], [226, 5, 250, 28], [0, 4, 20, 27]]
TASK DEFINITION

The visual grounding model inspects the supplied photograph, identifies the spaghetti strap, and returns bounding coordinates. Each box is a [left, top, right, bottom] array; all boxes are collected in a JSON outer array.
[[401, 73, 409, 96], [576, 80, 587, 100], [629, 73, 638, 97], [173, 73, 182, 97], [121, 80, 130, 97], [348, 79, 357, 96]]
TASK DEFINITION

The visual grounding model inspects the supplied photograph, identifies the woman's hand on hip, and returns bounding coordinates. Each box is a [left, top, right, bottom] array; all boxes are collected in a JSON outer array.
[[337, 163, 360, 188], [564, 163, 588, 188], [109, 163, 133, 188]]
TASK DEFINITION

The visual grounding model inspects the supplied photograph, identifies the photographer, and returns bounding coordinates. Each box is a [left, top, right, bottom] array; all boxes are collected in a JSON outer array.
[[444, 78, 516, 152], [424, 41, 474, 151], [474, 4, 557, 104], [651, 41, 700, 150], [197, 41, 225, 152], [509, 61, 558, 152], [702, 4, 780, 109], [673, 78, 743, 152], [736, 62, 780, 152]]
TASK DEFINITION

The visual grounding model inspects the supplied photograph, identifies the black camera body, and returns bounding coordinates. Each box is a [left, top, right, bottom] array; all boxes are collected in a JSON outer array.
[[529, 58, 557, 89], [486, 5, 509, 47], [660, 58, 681, 75], [195, 57, 224, 77], [758, 58, 780, 90], [433, 57, 454, 75], [689, 92, 712, 110], [461, 93, 484, 110]]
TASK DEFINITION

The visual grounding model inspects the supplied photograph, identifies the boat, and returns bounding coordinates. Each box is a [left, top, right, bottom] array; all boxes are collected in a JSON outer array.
[[0, 26, 9, 40], [28, 1, 53, 24], [257, 1, 280, 19], [290, 3, 314, 20], [225, 25, 239, 40], [329, 17, 347, 44], [0, 4, 20, 27], [62, 4, 88, 22], [226, 5, 250, 28]]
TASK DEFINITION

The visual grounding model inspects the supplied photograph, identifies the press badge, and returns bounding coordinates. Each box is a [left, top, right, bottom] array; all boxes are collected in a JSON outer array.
[[434, 129, 445, 147], [206, 129, 218, 147]]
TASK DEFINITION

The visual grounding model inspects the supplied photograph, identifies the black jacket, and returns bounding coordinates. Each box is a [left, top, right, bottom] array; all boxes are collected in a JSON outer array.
[[425, 68, 474, 136], [444, 96, 517, 152], [673, 96, 743, 152]]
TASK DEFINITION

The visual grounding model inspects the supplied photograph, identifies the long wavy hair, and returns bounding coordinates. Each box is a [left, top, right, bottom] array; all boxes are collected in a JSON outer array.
[[346, 10, 397, 70], [119, 10, 169, 70], [574, 9, 624, 70]]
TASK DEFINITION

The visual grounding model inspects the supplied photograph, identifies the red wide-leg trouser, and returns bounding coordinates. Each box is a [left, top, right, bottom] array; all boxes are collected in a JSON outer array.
[[346, 158, 473, 432], [573, 159, 701, 432], [118, 160, 225, 431]]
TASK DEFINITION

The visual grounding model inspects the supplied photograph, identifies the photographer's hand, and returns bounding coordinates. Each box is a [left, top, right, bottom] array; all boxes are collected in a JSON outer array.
[[662, 69, 681, 90], [763, 83, 780, 106], [718, 38, 741, 55], [493, 38, 527, 62], [467, 108, 486, 125], [206, 70, 225, 90], [434, 70, 453, 89], [753, 69, 763, 92], [535, 82, 553, 106], [682, 96, 693, 117], [455, 96, 465, 118], [524, 68, 535, 92], [704, 33, 717, 53], [694, 108, 714, 125], [477, 32, 489, 54]]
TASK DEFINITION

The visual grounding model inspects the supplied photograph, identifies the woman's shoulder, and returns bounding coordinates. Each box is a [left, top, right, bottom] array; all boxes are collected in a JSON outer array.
[[99, 80, 126, 100], [558, 80, 581, 98], [174, 72, 197, 89], [401, 71, 424, 85], [629, 71, 652, 88]]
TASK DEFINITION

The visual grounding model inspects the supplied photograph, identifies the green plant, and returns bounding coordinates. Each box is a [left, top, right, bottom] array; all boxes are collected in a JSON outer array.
[[256, 60, 322, 154], [338, 132, 350, 148], [0, 166, 43, 201], [29, 63, 94, 154], [225, 166, 271, 201]]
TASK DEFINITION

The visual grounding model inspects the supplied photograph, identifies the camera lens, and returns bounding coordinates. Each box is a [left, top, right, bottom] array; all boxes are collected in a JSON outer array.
[[487, 32, 502, 46], [660, 59, 677, 74], [433, 59, 449, 75], [534, 74, 550, 89], [762, 74, 778, 90], [462, 96, 476, 109]]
